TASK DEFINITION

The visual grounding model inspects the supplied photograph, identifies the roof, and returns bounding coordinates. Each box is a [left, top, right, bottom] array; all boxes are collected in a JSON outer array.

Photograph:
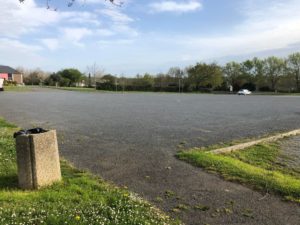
[[0, 65, 20, 74]]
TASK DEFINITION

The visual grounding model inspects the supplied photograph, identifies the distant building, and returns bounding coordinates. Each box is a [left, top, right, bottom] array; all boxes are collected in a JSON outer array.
[[0, 65, 23, 84]]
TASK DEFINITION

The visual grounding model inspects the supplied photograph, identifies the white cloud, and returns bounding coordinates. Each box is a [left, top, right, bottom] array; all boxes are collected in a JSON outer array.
[[0, 0, 137, 42], [65, 12, 102, 26], [95, 28, 116, 37], [149, 0, 202, 13], [41, 38, 60, 51], [0, 0, 105, 40], [0, 0, 60, 37], [80, 0, 104, 3], [82, 0, 130, 5], [97, 39, 134, 46], [61, 28, 93, 46], [96, 7, 138, 37], [112, 24, 139, 37], [152, 0, 300, 62], [99, 8, 134, 23], [0, 38, 43, 67], [0, 38, 42, 52]]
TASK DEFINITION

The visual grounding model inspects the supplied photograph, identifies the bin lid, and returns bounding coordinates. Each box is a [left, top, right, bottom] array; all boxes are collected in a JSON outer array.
[[13, 128, 48, 138]]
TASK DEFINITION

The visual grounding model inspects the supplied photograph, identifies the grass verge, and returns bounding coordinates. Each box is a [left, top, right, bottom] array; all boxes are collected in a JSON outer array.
[[3, 86, 35, 92], [0, 118, 180, 225], [177, 142, 300, 203], [48, 87, 98, 92]]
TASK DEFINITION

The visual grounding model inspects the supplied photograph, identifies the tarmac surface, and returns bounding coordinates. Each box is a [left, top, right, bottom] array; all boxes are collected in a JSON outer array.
[[1, 88, 300, 225]]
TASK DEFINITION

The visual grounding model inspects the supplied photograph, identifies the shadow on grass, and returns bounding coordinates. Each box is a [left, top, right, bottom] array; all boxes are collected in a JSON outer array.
[[0, 174, 18, 190]]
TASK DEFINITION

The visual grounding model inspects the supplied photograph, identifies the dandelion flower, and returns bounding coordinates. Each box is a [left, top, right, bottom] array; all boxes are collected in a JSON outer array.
[[75, 215, 80, 221]]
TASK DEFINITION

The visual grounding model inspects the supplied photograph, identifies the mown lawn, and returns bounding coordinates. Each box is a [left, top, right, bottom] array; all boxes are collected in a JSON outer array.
[[0, 118, 180, 225], [3, 86, 35, 92], [49, 87, 97, 92], [177, 142, 300, 203]]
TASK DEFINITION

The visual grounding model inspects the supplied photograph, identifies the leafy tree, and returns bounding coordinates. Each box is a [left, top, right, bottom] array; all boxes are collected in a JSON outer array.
[[263, 56, 286, 91], [141, 73, 155, 87], [128, 74, 154, 91], [287, 53, 300, 91], [278, 73, 295, 92], [60, 77, 71, 87], [188, 62, 223, 90], [239, 60, 257, 91], [241, 60, 254, 79], [101, 74, 116, 84], [45, 73, 65, 86], [251, 57, 266, 90], [223, 62, 242, 91], [96, 74, 117, 90], [57, 68, 83, 87]]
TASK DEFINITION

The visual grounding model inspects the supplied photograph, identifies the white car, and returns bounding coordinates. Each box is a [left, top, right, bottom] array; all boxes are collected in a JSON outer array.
[[237, 89, 252, 95], [0, 78, 4, 91]]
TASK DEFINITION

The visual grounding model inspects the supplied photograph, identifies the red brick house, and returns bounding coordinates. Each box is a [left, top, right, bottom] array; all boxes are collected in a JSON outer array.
[[0, 65, 23, 85]]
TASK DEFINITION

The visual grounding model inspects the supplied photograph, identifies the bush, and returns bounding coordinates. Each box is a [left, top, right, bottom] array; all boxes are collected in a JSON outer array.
[[259, 86, 272, 92], [3, 80, 17, 86]]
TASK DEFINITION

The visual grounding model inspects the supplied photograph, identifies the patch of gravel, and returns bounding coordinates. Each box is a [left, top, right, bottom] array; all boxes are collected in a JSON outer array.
[[279, 135, 300, 171]]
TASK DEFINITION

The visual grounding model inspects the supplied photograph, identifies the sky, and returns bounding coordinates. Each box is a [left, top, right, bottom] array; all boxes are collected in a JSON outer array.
[[1, 0, 300, 76]]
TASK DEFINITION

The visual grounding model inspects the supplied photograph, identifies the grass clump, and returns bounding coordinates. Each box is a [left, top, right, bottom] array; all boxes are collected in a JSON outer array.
[[0, 118, 180, 225], [194, 204, 210, 211], [177, 142, 300, 202]]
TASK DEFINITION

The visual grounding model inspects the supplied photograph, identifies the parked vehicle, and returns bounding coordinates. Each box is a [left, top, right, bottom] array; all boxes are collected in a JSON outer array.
[[0, 78, 4, 91], [237, 89, 251, 95]]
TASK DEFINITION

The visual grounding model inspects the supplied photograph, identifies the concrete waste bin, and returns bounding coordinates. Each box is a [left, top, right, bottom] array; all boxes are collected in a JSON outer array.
[[14, 128, 62, 190]]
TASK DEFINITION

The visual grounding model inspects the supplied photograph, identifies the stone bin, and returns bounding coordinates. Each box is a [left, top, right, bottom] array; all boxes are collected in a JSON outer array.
[[15, 130, 62, 189]]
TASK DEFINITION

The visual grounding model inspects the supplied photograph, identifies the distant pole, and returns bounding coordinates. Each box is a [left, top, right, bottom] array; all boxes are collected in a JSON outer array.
[[88, 73, 91, 88], [122, 78, 125, 93], [121, 73, 125, 93], [93, 62, 96, 90]]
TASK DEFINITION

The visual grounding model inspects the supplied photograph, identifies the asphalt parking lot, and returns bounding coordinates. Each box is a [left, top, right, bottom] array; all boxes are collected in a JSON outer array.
[[1, 88, 300, 225]]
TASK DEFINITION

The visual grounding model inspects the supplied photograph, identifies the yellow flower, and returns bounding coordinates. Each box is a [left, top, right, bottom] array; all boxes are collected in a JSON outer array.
[[75, 215, 80, 221]]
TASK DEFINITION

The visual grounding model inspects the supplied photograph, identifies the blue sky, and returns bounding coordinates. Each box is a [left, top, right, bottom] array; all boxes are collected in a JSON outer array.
[[1, 0, 300, 75]]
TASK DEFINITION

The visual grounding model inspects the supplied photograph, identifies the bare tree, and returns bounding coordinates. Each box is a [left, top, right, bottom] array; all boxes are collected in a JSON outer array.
[[86, 63, 105, 87], [16, 66, 30, 77], [23, 68, 48, 86]]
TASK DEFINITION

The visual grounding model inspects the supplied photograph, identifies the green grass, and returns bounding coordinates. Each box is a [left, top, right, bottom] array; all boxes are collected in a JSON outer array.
[[3, 86, 35, 92], [252, 92, 300, 96], [47, 87, 178, 94], [0, 118, 180, 225], [48, 87, 98, 92], [230, 143, 300, 178], [177, 143, 300, 203]]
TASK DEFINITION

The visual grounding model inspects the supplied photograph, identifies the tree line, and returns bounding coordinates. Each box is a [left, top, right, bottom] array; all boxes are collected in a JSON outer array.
[[19, 52, 300, 93]]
